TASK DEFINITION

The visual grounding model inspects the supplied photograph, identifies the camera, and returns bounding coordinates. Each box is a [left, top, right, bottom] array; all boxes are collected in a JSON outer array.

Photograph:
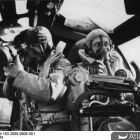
[[0, 43, 27, 68]]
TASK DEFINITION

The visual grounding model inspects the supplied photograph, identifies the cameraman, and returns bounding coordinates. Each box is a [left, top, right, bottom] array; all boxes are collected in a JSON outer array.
[[3, 26, 72, 130]]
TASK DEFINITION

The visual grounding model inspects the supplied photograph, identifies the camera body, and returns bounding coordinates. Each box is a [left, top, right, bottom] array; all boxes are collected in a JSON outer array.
[[0, 44, 17, 67], [0, 43, 27, 68]]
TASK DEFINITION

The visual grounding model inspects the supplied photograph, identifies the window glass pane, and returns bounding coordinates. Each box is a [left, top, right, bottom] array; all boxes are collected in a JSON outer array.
[[15, 0, 28, 14], [118, 37, 140, 78], [15, 0, 29, 27], [119, 37, 140, 67], [60, 0, 132, 30]]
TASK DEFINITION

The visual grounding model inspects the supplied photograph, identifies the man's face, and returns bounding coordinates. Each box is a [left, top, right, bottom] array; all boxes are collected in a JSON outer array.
[[23, 44, 44, 69], [89, 36, 111, 58]]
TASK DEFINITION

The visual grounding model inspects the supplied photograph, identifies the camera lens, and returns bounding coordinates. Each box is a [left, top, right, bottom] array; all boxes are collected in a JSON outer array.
[[0, 49, 8, 67]]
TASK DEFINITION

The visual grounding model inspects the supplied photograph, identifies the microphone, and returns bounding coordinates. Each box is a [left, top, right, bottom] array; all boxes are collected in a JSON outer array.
[[98, 47, 109, 62], [99, 47, 108, 57]]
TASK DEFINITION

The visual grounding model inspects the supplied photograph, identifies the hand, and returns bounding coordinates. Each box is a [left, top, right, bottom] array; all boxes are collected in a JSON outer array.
[[39, 52, 63, 78], [46, 52, 63, 64], [78, 49, 95, 64], [94, 60, 106, 74], [4, 55, 24, 77]]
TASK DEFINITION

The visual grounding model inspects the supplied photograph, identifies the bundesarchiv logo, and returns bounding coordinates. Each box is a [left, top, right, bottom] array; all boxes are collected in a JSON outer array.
[[111, 132, 140, 140]]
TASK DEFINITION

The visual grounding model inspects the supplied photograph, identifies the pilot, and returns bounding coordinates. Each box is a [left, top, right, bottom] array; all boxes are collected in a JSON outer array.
[[3, 26, 72, 131], [66, 28, 136, 131], [68, 29, 114, 75]]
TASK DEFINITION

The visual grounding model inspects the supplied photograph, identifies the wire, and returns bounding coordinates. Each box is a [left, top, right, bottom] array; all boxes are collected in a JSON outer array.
[[20, 103, 35, 130], [89, 97, 110, 107]]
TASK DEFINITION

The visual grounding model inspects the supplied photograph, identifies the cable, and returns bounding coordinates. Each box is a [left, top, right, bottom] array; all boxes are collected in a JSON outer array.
[[89, 97, 110, 107]]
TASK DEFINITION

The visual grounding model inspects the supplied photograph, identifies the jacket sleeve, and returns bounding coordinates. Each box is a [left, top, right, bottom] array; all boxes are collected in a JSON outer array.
[[67, 38, 86, 64], [13, 70, 67, 103]]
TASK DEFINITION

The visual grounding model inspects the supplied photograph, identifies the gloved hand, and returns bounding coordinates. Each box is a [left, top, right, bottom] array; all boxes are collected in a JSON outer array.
[[91, 60, 107, 75], [39, 52, 63, 77], [4, 55, 24, 77], [47, 51, 63, 64]]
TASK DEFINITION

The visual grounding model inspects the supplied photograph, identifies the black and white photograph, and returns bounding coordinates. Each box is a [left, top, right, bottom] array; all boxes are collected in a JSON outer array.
[[0, 0, 140, 139]]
